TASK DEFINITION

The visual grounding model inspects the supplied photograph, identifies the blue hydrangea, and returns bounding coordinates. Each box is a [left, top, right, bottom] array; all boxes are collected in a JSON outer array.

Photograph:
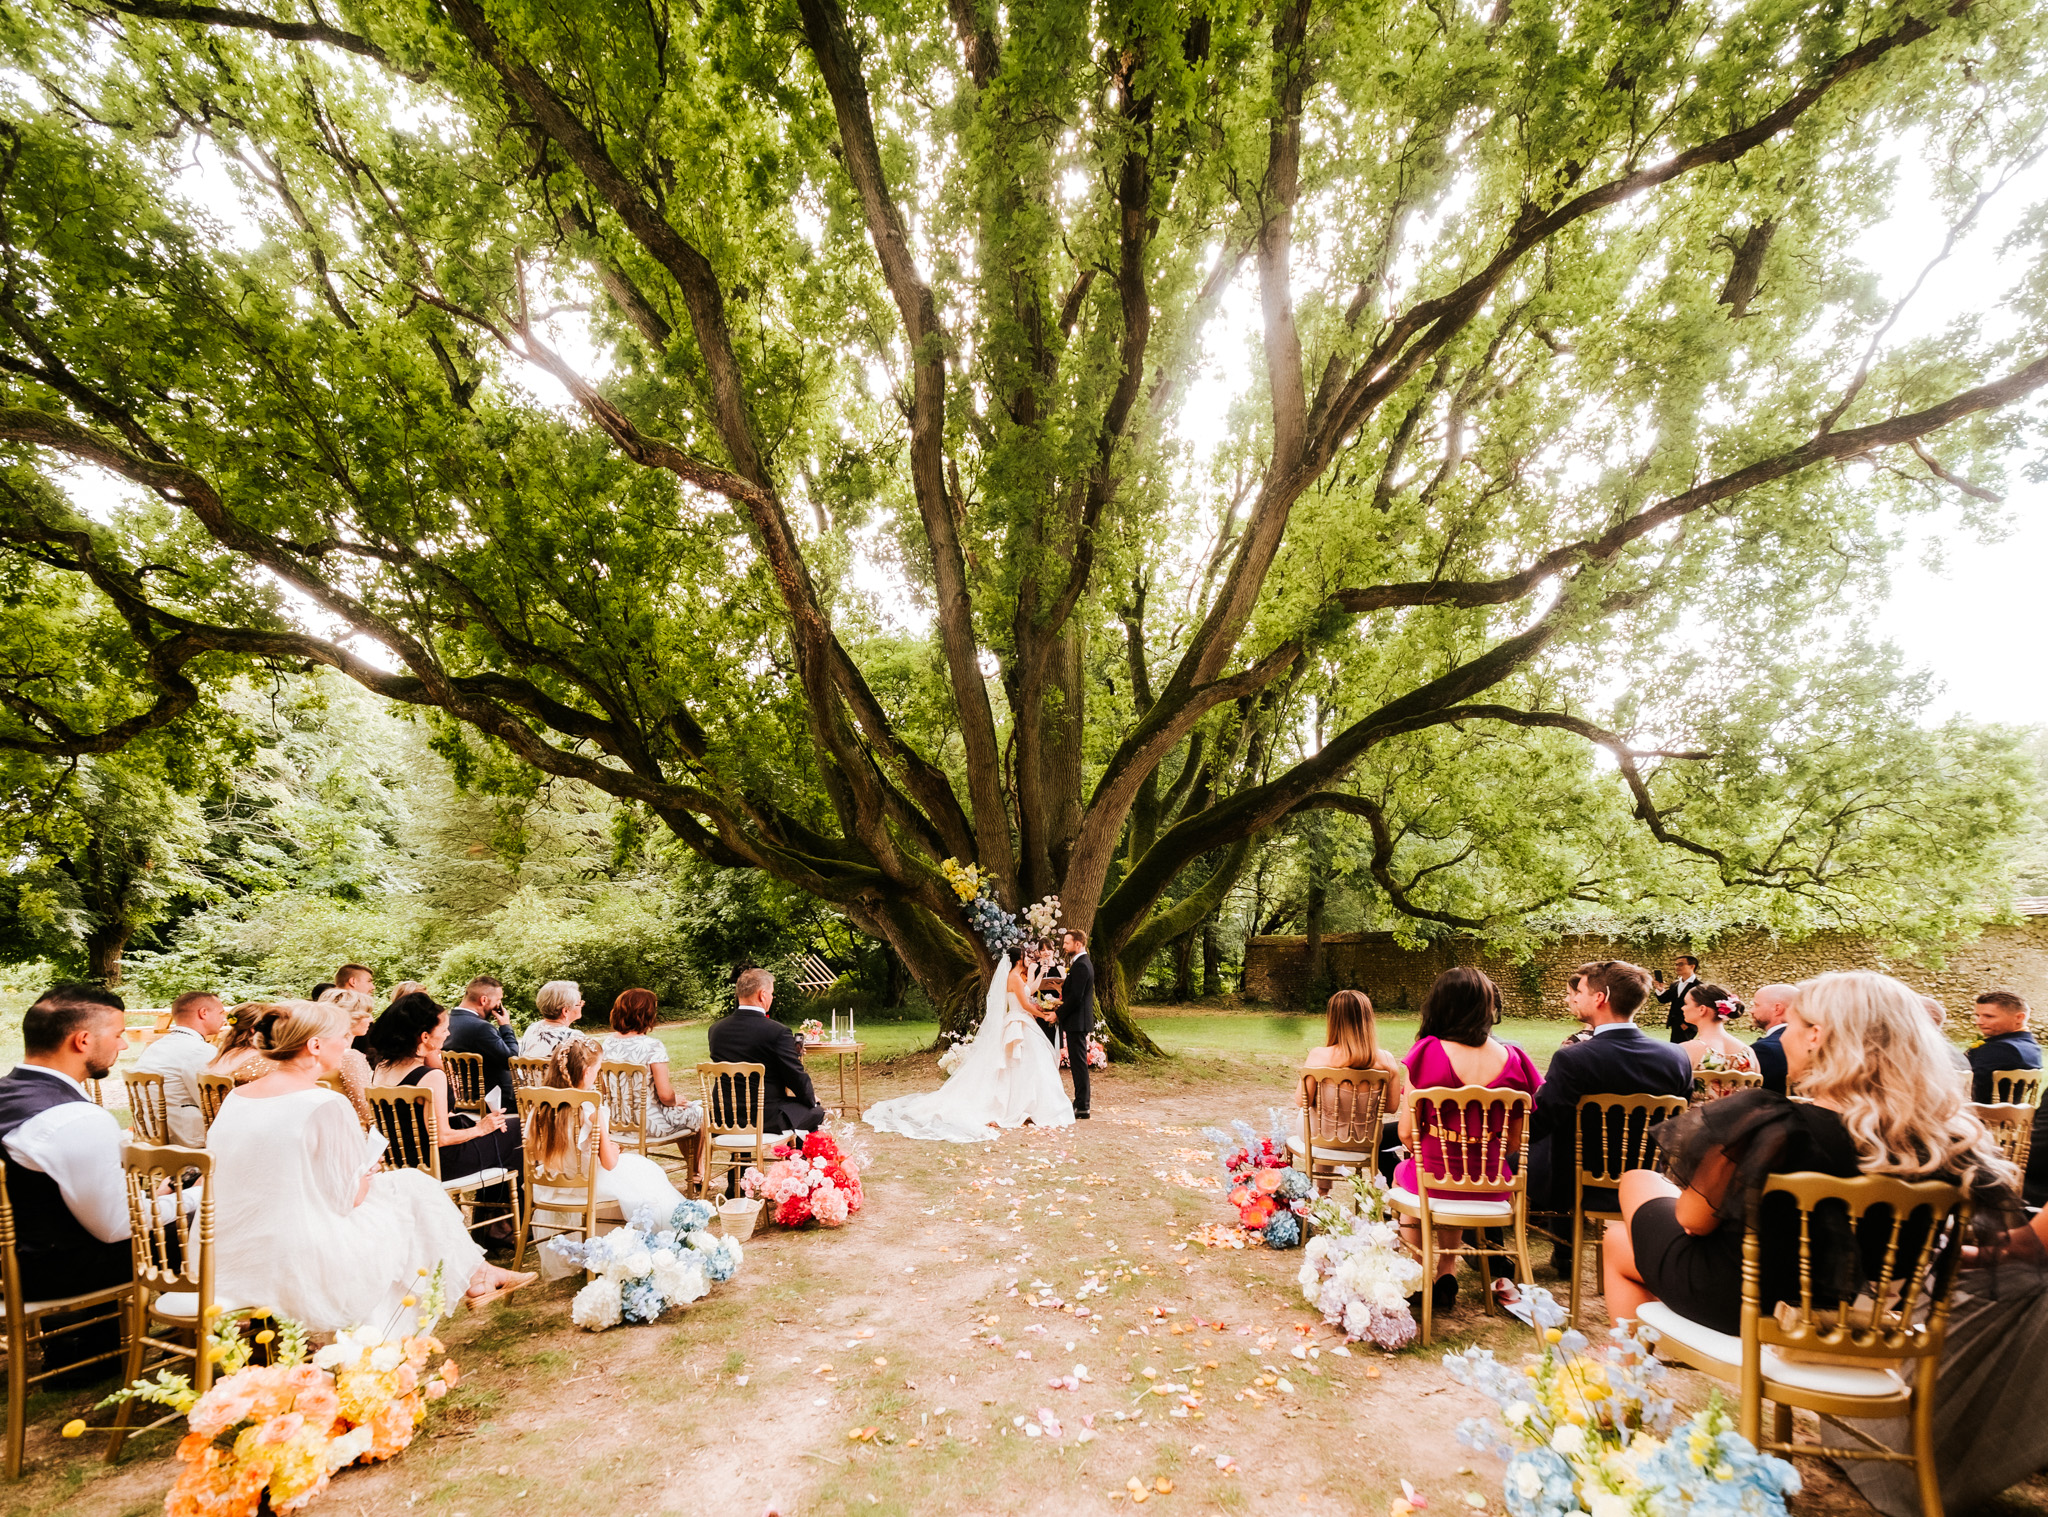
[[1501, 1448, 1579, 1517], [702, 1236, 743, 1282], [1262, 1211, 1302, 1248], [620, 1277, 665, 1324], [670, 1199, 716, 1234], [1275, 1168, 1313, 1202]]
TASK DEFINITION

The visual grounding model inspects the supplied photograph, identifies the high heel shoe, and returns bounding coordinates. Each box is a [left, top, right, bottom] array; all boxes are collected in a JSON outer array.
[[1432, 1274, 1459, 1313]]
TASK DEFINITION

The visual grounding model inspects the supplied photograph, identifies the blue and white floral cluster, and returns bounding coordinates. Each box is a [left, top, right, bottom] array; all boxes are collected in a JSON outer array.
[[549, 1200, 745, 1332], [1298, 1170, 1422, 1349], [1445, 1287, 1800, 1517]]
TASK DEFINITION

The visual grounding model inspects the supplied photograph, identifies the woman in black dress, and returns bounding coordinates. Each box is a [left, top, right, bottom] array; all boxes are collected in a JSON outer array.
[[366, 992, 525, 1184], [1602, 970, 2017, 1333]]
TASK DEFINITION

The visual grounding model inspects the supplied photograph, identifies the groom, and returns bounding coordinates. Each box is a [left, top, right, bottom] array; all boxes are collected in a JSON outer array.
[[1058, 929, 1097, 1120]]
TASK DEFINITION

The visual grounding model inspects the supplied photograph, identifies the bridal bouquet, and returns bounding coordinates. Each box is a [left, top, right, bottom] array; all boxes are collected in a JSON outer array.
[[1298, 1170, 1422, 1349], [1446, 1288, 1800, 1517], [91, 1271, 459, 1516], [741, 1129, 865, 1227], [551, 1199, 745, 1331]]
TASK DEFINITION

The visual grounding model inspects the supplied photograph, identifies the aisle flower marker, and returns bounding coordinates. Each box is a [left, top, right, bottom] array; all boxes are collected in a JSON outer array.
[[741, 1129, 865, 1227], [94, 1268, 460, 1516], [549, 1199, 745, 1330]]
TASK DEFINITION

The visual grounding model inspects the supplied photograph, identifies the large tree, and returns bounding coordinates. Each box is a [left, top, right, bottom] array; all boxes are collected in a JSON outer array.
[[0, 0, 2043, 1046]]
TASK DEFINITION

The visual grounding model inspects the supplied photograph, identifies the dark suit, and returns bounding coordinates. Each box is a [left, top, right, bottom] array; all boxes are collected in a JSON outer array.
[[1751, 1023, 1788, 1095], [1967, 1029, 2042, 1104], [444, 1005, 521, 1110], [1059, 953, 1097, 1116], [706, 1006, 826, 1135], [1655, 975, 1701, 1043], [1529, 1024, 1694, 1213]]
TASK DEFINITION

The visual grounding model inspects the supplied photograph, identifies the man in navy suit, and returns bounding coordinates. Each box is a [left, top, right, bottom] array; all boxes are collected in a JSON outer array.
[[1530, 960, 1694, 1267], [1747, 982, 1797, 1095]]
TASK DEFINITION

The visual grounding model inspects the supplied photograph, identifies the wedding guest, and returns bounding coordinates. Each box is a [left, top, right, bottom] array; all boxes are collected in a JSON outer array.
[[367, 993, 524, 1184], [1747, 982, 1796, 1094], [137, 989, 226, 1146], [314, 986, 378, 1127], [1653, 954, 1703, 1044], [520, 980, 586, 1059], [308, 982, 334, 1002], [333, 963, 375, 1000], [1528, 960, 1693, 1245], [208, 1002, 289, 1084], [1300, 989, 1405, 1184], [1601, 971, 2016, 1333], [601, 988, 703, 1143], [1967, 990, 2040, 1104], [210, 999, 534, 1328], [707, 969, 826, 1138], [1678, 984, 1759, 1091], [529, 1036, 685, 1276], [0, 985, 161, 1374], [386, 980, 424, 1005], [443, 975, 521, 1110], [1393, 968, 1542, 1314], [1920, 995, 1974, 1095]]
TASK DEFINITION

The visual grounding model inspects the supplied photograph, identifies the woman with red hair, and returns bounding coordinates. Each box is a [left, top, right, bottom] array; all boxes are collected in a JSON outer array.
[[601, 988, 702, 1142]]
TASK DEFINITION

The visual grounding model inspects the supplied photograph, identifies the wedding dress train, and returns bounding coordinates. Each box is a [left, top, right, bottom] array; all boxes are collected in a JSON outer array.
[[863, 955, 1074, 1142]]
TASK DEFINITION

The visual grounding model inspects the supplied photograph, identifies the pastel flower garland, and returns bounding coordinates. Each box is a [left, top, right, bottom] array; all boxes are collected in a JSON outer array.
[[550, 1199, 744, 1331]]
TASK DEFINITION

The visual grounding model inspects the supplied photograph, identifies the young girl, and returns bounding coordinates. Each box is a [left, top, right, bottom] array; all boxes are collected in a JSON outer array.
[[529, 1036, 688, 1236]]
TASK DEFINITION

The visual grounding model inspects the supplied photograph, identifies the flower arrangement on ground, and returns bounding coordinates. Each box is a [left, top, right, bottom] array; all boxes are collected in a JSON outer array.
[[938, 1027, 975, 1074], [1445, 1286, 1800, 1517], [1058, 1032, 1109, 1070], [741, 1129, 865, 1228], [1201, 1115, 1311, 1246], [94, 1269, 459, 1516], [549, 1199, 744, 1331], [1298, 1170, 1422, 1349]]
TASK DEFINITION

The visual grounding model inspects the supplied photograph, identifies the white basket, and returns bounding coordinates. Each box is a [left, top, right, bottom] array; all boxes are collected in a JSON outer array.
[[719, 1197, 762, 1242]]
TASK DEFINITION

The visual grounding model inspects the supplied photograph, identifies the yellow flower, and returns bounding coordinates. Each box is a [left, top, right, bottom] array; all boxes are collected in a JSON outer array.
[[1545, 1329, 1563, 1343], [255, 1330, 275, 1345], [60, 1419, 86, 1439], [402, 1296, 417, 1307]]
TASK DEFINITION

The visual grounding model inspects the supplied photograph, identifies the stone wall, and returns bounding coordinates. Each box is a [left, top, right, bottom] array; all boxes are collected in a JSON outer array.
[[1240, 915, 2048, 1034]]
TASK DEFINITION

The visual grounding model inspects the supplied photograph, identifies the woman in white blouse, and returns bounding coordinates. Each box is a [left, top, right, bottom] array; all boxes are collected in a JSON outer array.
[[208, 1001, 534, 1328]]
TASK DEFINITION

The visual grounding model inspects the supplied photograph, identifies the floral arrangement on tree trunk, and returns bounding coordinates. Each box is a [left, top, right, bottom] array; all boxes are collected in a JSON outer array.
[[1445, 1287, 1801, 1517], [741, 1129, 865, 1227], [1201, 1115, 1312, 1247], [91, 1269, 459, 1516], [550, 1199, 744, 1330], [1058, 1032, 1108, 1070], [1297, 1170, 1422, 1350]]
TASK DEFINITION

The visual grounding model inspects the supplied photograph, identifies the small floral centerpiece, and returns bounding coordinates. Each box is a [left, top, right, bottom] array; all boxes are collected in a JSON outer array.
[[1021, 894, 1063, 939], [799, 1018, 826, 1044], [938, 1027, 974, 1074], [1201, 1115, 1312, 1246], [742, 1129, 866, 1227], [1445, 1287, 1800, 1517], [93, 1270, 459, 1516], [1059, 1032, 1109, 1070], [1298, 1170, 1422, 1349], [549, 1199, 744, 1331]]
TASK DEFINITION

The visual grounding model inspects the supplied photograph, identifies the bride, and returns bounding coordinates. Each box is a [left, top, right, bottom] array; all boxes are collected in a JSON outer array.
[[864, 953, 1073, 1141]]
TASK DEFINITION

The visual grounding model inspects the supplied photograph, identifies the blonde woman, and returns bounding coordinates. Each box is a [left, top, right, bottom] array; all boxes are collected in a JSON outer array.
[[207, 999, 535, 1328], [1603, 971, 2018, 1332], [206, 1002, 288, 1083], [315, 986, 377, 1126]]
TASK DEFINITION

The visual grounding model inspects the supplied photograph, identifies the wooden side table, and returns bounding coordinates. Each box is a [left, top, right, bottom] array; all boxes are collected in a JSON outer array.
[[801, 1041, 865, 1119]]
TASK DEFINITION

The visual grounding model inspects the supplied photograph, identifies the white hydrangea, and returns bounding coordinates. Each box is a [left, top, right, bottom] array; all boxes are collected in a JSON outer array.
[[571, 1276, 624, 1330]]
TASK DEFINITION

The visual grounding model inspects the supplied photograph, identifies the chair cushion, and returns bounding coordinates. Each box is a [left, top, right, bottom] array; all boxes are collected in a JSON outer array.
[[1387, 1185, 1514, 1222], [1287, 1136, 1374, 1160], [445, 1167, 513, 1190], [711, 1133, 767, 1147], [1637, 1301, 1909, 1399], [151, 1291, 201, 1322]]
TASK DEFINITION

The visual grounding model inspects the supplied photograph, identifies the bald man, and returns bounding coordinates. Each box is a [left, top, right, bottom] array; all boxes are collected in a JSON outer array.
[[1749, 983, 1797, 1094]]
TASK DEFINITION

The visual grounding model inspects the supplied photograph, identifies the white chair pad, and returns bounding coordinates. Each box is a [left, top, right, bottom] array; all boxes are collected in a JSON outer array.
[[1287, 1136, 1374, 1159], [1637, 1301, 1908, 1399], [151, 1291, 201, 1322], [1387, 1185, 1514, 1221], [711, 1133, 768, 1147], [445, 1167, 514, 1190]]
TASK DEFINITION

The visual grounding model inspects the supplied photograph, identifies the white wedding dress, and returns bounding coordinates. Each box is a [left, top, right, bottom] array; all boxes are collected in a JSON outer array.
[[863, 955, 1074, 1142], [209, 1087, 486, 1331]]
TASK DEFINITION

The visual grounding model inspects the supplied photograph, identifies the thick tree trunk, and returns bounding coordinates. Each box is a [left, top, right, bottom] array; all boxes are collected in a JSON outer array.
[[1201, 919, 1223, 998], [85, 922, 130, 987], [1170, 929, 1196, 1002], [883, 945, 908, 1008], [1090, 952, 1164, 1060]]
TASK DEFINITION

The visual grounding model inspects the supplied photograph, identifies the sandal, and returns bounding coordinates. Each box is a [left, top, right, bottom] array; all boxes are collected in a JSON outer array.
[[464, 1270, 538, 1309]]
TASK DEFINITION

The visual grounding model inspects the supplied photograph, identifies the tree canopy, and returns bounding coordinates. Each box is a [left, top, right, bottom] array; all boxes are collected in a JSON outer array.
[[1, 0, 2044, 1043]]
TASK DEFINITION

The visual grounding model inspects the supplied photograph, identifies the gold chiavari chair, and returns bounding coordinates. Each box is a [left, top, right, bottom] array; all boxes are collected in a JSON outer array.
[[1693, 1068, 1765, 1104], [695, 1063, 770, 1201], [123, 1073, 171, 1146], [1290, 1066, 1393, 1192], [509, 1057, 550, 1091], [197, 1074, 235, 1131], [1641, 1173, 1968, 1517], [365, 1087, 520, 1240], [82, 1079, 104, 1108], [600, 1062, 698, 1182], [1968, 1101, 2034, 1172], [1990, 1068, 2045, 1108], [0, 1173, 131, 1478], [440, 1051, 488, 1114], [106, 1146, 215, 1463], [1387, 1085, 1536, 1346], [511, 1087, 618, 1270], [1565, 1092, 1689, 1326]]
